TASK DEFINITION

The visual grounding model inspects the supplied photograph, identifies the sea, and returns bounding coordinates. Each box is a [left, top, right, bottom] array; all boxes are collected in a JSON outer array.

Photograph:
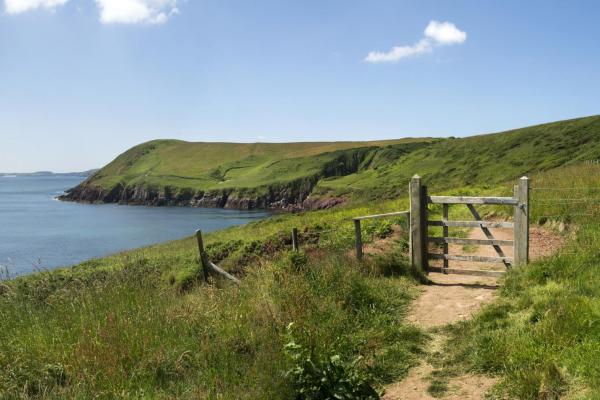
[[0, 175, 270, 277]]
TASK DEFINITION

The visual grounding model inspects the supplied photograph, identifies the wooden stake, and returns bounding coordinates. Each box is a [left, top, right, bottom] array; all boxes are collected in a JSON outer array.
[[292, 228, 299, 252], [354, 219, 363, 260], [195, 230, 210, 282]]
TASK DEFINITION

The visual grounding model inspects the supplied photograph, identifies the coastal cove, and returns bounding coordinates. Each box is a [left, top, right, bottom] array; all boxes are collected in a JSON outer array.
[[0, 175, 270, 277]]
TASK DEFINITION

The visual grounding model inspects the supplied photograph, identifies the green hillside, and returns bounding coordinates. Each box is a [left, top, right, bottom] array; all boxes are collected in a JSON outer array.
[[318, 115, 600, 199], [63, 116, 600, 208], [89, 139, 427, 190]]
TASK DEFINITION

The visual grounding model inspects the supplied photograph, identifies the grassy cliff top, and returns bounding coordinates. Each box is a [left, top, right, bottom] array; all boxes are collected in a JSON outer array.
[[88, 138, 433, 191]]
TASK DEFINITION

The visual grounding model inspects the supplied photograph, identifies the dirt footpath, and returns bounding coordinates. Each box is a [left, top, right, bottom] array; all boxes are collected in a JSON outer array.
[[383, 226, 562, 400]]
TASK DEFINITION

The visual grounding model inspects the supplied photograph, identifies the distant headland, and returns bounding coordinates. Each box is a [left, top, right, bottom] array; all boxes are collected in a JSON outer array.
[[0, 169, 98, 178]]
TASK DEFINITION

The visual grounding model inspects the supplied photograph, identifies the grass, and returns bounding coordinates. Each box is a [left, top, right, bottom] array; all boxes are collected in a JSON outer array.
[[318, 115, 600, 201]]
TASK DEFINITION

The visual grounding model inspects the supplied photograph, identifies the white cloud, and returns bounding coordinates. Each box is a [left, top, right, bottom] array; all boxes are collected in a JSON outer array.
[[365, 39, 431, 63], [4, 0, 69, 14], [424, 20, 467, 45], [95, 0, 178, 24], [365, 20, 466, 63]]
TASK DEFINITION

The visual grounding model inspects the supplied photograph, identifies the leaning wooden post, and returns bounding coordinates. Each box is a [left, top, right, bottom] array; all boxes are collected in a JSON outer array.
[[195, 230, 210, 282], [292, 228, 299, 252], [410, 175, 427, 274], [354, 219, 363, 260], [513, 177, 530, 265]]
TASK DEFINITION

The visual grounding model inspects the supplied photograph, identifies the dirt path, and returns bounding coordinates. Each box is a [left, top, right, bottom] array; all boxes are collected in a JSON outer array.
[[382, 226, 562, 399]]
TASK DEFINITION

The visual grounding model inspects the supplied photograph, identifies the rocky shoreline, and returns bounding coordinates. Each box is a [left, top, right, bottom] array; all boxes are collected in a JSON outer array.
[[58, 178, 346, 211]]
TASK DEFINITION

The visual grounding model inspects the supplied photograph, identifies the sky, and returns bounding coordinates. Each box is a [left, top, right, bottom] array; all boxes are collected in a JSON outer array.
[[1, 1, 599, 172]]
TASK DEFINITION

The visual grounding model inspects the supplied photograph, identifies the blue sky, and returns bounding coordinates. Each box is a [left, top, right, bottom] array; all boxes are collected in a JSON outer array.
[[1, 0, 599, 172]]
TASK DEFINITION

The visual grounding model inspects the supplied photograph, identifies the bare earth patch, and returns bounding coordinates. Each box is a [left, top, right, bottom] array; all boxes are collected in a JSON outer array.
[[383, 226, 563, 400]]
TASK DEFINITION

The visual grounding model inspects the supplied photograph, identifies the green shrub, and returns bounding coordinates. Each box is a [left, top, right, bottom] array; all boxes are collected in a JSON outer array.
[[284, 324, 380, 400]]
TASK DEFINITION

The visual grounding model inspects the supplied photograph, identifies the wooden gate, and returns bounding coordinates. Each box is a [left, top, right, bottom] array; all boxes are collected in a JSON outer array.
[[409, 175, 529, 277]]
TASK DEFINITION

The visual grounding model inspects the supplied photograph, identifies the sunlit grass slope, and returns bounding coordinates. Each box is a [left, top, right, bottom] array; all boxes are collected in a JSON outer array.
[[88, 138, 431, 191], [318, 115, 600, 200]]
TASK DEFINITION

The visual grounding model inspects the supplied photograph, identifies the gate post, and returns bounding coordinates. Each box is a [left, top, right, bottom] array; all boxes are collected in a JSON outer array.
[[410, 175, 427, 274], [514, 177, 530, 265]]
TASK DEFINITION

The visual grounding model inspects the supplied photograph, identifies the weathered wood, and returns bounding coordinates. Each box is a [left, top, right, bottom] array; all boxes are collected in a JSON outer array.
[[428, 220, 514, 229], [208, 261, 241, 285], [292, 228, 299, 252], [421, 184, 429, 270], [354, 219, 363, 260], [428, 196, 518, 205], [514, 177, 530, 265], [195, 230, 210, 282], [410, 176, 426, 274], [466, 204, 511, 268], [428, 237, 514, 246], [353, 211, 410, 221], [428, 253, 513, 264], [427, 266, 505, 278], [442, 203, 449, 271]]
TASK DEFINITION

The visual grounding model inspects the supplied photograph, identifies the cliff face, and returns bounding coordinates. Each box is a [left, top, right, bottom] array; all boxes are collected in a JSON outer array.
[[59, 148, 371, 210]]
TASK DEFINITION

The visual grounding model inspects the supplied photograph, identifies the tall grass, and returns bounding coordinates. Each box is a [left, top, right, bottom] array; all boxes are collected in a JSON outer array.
[[0, 246, 424, 399]]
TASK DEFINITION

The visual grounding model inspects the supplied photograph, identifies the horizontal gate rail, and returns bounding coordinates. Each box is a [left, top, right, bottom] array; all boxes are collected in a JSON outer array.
[[428, 237, 514, 246], [353, 211, 410, 221], [426, 266, 505, 278], [428, 220, 514, 229], [428, 196, 518, 205], [428, 253, 513, 264]]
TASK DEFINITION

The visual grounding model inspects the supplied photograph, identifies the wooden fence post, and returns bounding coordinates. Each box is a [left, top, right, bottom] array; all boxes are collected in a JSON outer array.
[[513, 177, 530, 265], [354, 219, 363, 260], [292, 228, 299, 252], [410, 175, 427, 274], [442, 203, 449, 272], [195, 230, 210, 282]]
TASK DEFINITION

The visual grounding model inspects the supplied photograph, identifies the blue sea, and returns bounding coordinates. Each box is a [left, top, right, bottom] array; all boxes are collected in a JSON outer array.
[[0, 176, 270, 277]]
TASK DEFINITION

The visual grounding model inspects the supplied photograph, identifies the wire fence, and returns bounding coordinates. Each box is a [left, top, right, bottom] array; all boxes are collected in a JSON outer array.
[[527, 181, 600, 257], [286, 213, 410, 257]]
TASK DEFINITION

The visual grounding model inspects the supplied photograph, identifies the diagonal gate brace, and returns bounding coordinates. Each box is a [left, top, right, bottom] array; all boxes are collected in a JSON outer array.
[[466, 204, 511, 269]]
